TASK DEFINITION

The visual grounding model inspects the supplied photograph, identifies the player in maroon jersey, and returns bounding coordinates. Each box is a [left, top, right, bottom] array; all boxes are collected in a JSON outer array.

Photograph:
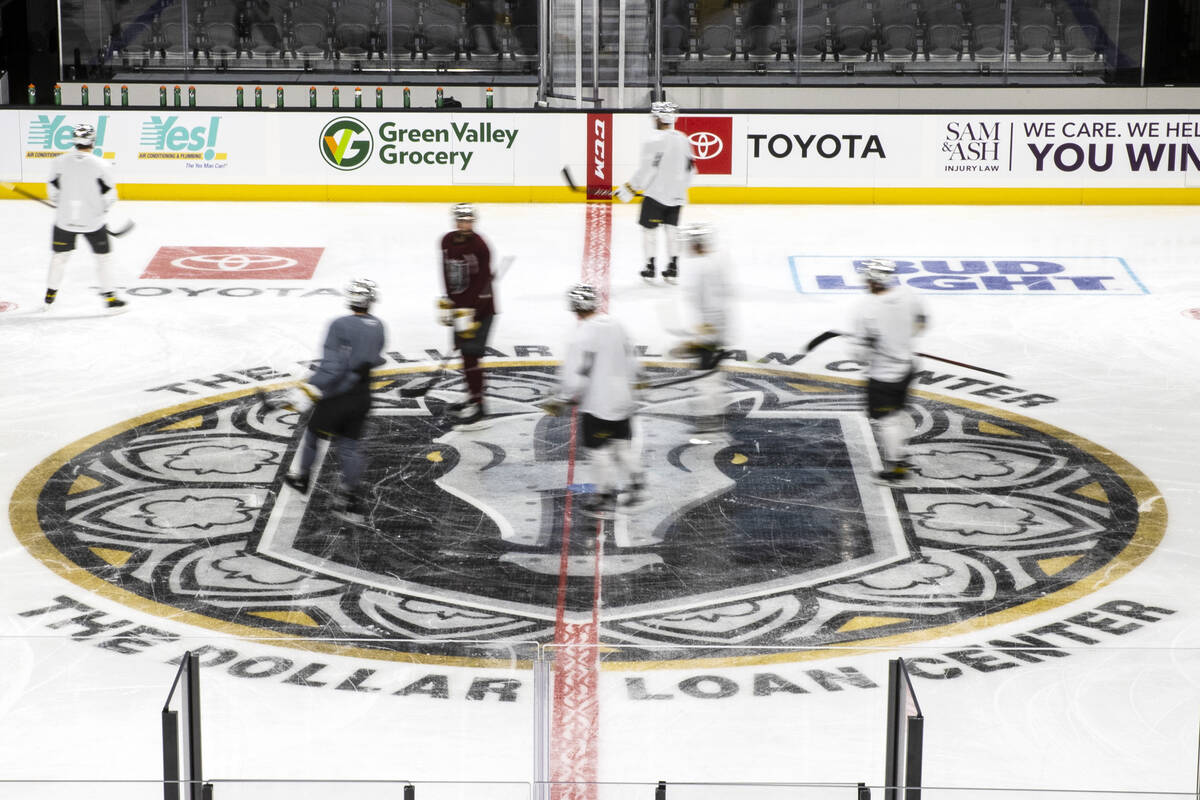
[[438, 203, 497, 426]]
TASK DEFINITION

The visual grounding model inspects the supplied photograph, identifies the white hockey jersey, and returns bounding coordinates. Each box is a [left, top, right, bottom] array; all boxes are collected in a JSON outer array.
[[558, 313, 641, 421], [851, 284, 928, 382], [683, 248, 731, 344], [47, 149, 116, 233], [629, 128, 692, 207]]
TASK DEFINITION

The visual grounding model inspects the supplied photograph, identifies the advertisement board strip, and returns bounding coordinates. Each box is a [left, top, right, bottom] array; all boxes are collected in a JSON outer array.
[[7, 109, 1200, 204]]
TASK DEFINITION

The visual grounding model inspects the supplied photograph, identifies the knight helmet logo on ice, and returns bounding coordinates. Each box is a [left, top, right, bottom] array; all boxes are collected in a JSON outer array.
[[790, 257, 1149, 295], [138, 115, 227, 164], [24, 114, 113, 159]]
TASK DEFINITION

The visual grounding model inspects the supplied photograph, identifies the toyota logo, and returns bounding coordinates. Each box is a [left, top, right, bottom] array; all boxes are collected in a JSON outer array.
[[170, 254, 300, 273], [688, 131, 724, 160]]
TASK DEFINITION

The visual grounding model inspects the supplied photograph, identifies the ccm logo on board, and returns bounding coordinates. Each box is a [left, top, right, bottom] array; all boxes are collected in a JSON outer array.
[[676, 116, 733, 175]]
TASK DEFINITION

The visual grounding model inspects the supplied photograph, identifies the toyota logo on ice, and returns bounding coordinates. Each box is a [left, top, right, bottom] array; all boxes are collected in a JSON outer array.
[[688, 131, 724, 160], [170, 254, 300, 273]]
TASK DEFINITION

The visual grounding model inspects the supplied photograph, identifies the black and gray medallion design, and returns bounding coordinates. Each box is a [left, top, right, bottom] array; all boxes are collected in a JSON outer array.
[[22, 363, 1160, 662]]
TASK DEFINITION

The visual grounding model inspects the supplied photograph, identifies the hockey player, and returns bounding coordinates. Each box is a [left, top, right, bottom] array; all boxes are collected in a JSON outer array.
[[438, 203, 497, 427], [539, 284, 645, 515], [283, 278, 387, 523], [615, 101, 693, 283], [675, 223, 731, 433], [851, 259, 928, 482], [43, 123, 127, 312]]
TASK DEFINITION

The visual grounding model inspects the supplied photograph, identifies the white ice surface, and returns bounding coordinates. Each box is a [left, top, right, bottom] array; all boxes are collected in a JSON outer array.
[[1, 200, 1199, 798]]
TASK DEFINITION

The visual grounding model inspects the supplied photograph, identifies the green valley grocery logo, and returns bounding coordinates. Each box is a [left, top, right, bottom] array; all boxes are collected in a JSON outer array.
[[319, 116, 374, 170], [9, 361, 1165, 665]]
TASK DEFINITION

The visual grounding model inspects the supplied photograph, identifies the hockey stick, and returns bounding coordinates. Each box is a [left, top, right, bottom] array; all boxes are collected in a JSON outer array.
[[561, 166, 586, 193], [802, 330, 1011, 379], [639, 349, 734, 390], [1, 181, 53, 208], [561, 166, 641, 200], [255, 384, 320, 412], [398, 350, 458, 399], [1, 181, 135, 236], [254, 387, 288, 410], [803, 329, 845, 355], [915, 351, 1009, 379], [107, 210, 136, 237], [495, 254, 515, 281], [399, 254, 514, 400]]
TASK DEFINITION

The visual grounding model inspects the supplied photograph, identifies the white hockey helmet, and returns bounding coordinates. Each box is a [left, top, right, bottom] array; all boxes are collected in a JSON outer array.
[[860, 259, 898, 286], [650, 100, 678, 125], [567, 283, 598, 313], [72, 123, 96, 148], [345, 278, 378, 310], [451, 202, 476, 222], [679, 222, 715, 251]]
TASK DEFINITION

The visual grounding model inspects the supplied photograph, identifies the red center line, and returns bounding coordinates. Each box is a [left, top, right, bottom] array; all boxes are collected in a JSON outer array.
[[553, 412, 580, 625], [550, 201, 612, 800]]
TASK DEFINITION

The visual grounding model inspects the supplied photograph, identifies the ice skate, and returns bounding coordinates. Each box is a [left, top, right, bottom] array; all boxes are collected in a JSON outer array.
[[451, 401, 491, 431], [578, 491, 617, 519], [332, 488, 366, 525], [875, 462, 910, 484], [662, 258, 678, 284], [619, 479, 646, 509], [102, 294, 129, 315], [283, 472, 310, 494]]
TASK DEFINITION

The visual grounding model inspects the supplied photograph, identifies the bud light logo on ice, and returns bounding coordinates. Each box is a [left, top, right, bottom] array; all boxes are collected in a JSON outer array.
[[24, 115, 112, 158], [138, 116, 227, 164], [789, 257, 1149, 295]]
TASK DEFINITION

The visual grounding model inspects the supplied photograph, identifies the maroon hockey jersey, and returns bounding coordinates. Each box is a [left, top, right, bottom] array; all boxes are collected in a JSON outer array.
[[440, 231, 496, 317]]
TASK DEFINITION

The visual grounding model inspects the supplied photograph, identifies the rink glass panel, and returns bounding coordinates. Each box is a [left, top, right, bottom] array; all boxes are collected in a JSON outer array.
[[2, 636, 1198, 792]]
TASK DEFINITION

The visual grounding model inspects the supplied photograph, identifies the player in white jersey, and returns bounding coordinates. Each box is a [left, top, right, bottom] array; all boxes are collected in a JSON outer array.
[[538, 284, 645, 515], [43, 123, 127, 312], [616, 101, 693, 283], [672, 223, 731, 433], [851, 259, 928, 482]]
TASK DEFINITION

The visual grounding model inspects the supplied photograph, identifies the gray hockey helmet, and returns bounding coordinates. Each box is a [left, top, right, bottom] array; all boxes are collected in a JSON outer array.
[[650, 100, 678, 125], [860, 259, 898, 285], [72, 123, 96, 148], [345, 278, 378, 310], [679, 222, 715, 250], [567, 283, 598, 313]]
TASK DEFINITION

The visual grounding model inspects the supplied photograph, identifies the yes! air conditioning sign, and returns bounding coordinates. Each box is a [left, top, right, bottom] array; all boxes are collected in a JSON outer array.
[[137, 115, 227, 164]]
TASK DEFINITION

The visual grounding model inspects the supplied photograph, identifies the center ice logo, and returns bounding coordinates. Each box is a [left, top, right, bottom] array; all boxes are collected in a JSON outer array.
[[319, 116, 374, 170], [11, 362, 1161, 664]]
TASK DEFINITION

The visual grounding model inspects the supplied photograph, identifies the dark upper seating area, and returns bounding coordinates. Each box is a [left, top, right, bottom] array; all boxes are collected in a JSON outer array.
[[100, 0, 540, 72], [655, 0, 1109, 74], [76, 0, 1116, 79]]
